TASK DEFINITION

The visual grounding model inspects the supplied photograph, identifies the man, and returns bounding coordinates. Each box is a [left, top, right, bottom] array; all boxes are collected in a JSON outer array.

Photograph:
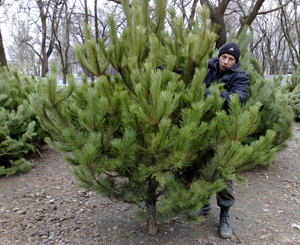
[[200, 42, 250, 239], [204, 42, 249, 109]]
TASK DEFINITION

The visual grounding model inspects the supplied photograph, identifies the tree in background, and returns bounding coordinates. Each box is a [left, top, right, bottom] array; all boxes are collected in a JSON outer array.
[[30, 1, 294, 234], [0, 29, 7, 67], [174, 0, 290, 48], [36, 0, 66, 76], [0, 0, 7, 67], [285, 65, 300, 120], [1, 0, 298, 75], [7, 19, 40, 74], [279, 0, 299, 70], [2, 0, 67, 76], [53, 0, 76, 84], [288, 85, 300, 121]]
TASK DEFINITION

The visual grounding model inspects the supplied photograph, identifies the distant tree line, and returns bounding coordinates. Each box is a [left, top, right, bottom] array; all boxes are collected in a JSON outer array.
[[0, 0, 299, 80]]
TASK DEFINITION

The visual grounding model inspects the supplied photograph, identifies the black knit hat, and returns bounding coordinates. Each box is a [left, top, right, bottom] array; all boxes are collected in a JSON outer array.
[[218, 42, 240, 63]]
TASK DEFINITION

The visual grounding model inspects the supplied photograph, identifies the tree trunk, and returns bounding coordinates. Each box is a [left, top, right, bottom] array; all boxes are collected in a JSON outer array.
[[200, 0, 230, 48], [63, 0, 70, 85], [279, 0, 299, 70], [188, 0, 199, 29], [146, 202, 158, 234], [0, 28, 7, 67], [41, 40, 49, 76], [37, 0, 49, 77], [62, 68, 67, 84], [145, 177, 158, 234], [210, 8, 227, 48], [94, 0, 99, 41], [237, 0, 265, 37], [84, 0, 89, 24]]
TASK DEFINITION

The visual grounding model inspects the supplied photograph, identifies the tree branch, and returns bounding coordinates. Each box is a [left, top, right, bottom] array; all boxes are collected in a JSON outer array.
[[21, 39, 43, 62], [257, 1, 290, 15], [188, 0, 199, 29], [107, 0, 122, 4], [251, 31, 266, 52], [237, 0, 266, 36], [218, 0, 230, 13]]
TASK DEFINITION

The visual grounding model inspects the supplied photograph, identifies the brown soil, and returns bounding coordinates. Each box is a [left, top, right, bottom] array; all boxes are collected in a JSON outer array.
[[0, 123, 299, 245]]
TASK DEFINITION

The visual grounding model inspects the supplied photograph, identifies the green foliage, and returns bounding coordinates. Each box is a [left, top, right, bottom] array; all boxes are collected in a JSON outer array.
[[0, 67, 38, 176], [244, 72, 294, 151], [284, 64, 300, 93], [225, 29, 294, 150], [272, 73, 284, 88], [283, 65, 300, 120], [0, 67, 34, 110], [30, 2, 291, 233], [288, 85, 300, 120]]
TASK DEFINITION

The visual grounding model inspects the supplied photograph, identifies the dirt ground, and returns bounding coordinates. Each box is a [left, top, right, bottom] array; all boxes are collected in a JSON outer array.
[[0, 123, 299, 245]]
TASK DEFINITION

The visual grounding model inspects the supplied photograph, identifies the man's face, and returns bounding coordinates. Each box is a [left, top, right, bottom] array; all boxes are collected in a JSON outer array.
[[219, 53, 236, 72]]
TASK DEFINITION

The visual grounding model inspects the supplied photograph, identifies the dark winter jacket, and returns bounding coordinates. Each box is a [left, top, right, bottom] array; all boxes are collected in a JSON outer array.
[[203, 57, 249, 109]]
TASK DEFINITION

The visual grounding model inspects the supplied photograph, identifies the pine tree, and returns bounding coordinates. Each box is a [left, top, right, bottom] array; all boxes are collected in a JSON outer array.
[[283, 64, 300, 121], [0, 67, 37, 176], [284, 64, 300, 93], [30, 1, 290, 234], [284, 65, 300, 121], [223, 29, 294, 150], [288, 85, 300, 120]]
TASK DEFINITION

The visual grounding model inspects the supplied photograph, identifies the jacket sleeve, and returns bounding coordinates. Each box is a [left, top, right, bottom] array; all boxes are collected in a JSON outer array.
[[220, 72, 250, 109]]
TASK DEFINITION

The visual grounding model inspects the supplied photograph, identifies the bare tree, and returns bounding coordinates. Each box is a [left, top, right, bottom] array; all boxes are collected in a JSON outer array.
[[2, 0, 298, 76], [94, 0, 99, 41], [7, 19, 40, 74], [196, 0, 292, 49], [83, 0, 89, 24], [36, 0, 66, 76], [0, 0, 7, 67], [53, 0, 77, 84], [279, 0, 299, 70], [236, 0, 265, 36], [236, 0, 290, 36], [248, 0, 298, 74], [0, 29, 7, 67]]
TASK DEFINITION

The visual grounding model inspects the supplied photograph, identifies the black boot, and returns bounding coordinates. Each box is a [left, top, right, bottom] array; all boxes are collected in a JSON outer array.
[[219, 206, 233, 239], [189, 203, 211, 218]]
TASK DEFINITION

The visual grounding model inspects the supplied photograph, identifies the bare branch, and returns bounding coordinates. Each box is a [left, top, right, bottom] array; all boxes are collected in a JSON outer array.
[[219, 0, 230, 13], [251, 31, 266, 52], [107, 0, 122, 4], [237, 0, 265, 37], [257, 1, 290, 15], [21, 39, 43, 62]]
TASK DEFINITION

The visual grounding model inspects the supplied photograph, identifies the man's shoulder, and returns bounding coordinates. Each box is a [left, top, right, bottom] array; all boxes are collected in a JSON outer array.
[[241, 70, 249, 77], [231, 64, 249, 77], [238, 69, 249, 79]]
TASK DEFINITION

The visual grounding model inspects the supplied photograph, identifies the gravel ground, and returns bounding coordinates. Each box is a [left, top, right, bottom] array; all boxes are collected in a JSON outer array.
[[0, 123, 299, 245]]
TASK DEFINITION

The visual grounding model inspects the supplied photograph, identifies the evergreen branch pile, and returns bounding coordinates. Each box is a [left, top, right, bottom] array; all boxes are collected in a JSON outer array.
[[284, 64, 300, 93], [288, 84, 300, 120], [30, 1, 293, 234], [0, 67, 39, 176], [285, 65, 300, 120], [227, 28, 294, 150]]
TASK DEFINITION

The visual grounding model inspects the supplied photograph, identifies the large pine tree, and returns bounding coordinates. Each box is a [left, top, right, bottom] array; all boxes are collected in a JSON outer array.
[[30, 1, 293, 234]]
